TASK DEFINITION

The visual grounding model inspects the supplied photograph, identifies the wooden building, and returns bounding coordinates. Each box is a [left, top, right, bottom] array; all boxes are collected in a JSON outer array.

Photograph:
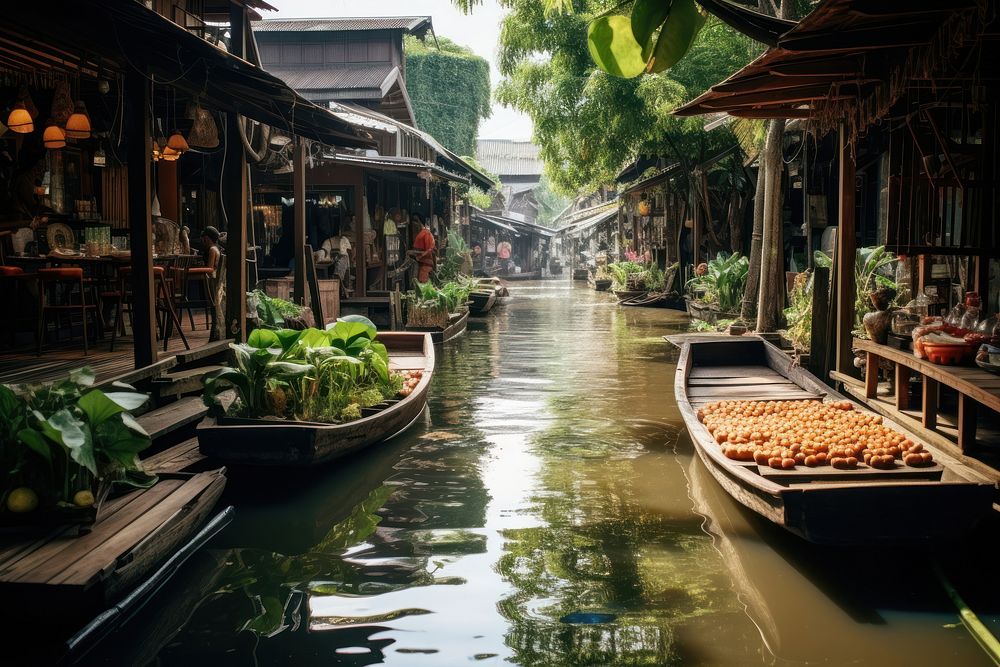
[[675, 0, 1000, 481]]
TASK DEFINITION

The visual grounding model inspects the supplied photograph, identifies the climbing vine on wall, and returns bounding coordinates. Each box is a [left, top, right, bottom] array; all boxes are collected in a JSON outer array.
[[404, 35, 492, 157]]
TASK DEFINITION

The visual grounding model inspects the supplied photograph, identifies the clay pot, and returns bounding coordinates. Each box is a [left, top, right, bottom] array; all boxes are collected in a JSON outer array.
[[863, 309, 894, 344], [869, 287, 897, 311]]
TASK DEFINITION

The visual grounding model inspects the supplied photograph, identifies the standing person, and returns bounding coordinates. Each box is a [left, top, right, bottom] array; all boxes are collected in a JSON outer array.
[[408, 214, 436, 283], [200, 226, 221, 276]]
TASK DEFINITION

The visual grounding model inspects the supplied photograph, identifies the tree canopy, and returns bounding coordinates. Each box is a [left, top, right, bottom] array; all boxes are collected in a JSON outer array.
[[490, 1, 761, 195], [404, 35, 492, 157]]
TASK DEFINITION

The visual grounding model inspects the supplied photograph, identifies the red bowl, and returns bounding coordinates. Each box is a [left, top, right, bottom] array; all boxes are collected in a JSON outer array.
[[922, 342, 975, 365]]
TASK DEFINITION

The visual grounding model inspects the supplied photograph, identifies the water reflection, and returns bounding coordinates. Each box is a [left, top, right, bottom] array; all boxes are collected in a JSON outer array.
[[90, 281, 999, 666]]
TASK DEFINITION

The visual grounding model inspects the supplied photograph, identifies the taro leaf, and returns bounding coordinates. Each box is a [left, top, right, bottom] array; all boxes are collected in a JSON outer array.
[[0, 385, 20, 421], [248, 328, 280, 350], [79, 389, 130, 427], [646, 0, 705, 73], [96, 419, 151, 469], [17, 428, 52, 463], [632, 0, 672, 61], [68, 367, 96, 387], [48, 409, 97, 475], [102, 391, 149, 413], [275, 328, 303, 353], [297, 328, 332, 351], [267, 362, 313, 379], [330, 320, 376, 347], [121, 411, 149, 436], [587, 15, 648, 79], [370, 341, 389, 364], [335, 314, 377, 340]]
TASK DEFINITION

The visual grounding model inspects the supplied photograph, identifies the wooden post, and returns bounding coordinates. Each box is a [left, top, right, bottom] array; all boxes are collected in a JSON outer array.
[[355, 176, 366, 297], [864, 351, 879, 399], [922, 376, 938, 430], [223, 0, 248, 341], [835, 125, 857, 376], [895, 364, 911, 410], [808, 265, 830, 380], [958, 394, 977, 454], [124, 71, 156, 369], [293, 137, 306, 304], [691, 182, 701, 268]]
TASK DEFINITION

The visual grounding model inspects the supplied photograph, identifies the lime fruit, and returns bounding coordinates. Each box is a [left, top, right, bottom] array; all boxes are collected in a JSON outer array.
[[73, 490, 95, 508], [7, 487, 39, 513]]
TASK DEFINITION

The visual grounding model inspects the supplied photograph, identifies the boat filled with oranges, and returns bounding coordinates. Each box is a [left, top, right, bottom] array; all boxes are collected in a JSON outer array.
[[669, 335, 995, 545]]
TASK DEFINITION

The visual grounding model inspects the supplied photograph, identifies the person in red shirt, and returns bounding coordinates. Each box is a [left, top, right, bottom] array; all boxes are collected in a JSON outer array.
[[409, 215, 436, 283]]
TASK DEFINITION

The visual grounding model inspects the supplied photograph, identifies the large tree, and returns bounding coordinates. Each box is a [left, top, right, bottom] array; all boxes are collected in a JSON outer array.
[[492, 1, 759, 195], [405, 35, 492, 156]]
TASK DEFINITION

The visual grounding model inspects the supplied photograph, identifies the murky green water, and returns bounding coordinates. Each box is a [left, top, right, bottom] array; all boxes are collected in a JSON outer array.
[[98, 281, 999, 666]]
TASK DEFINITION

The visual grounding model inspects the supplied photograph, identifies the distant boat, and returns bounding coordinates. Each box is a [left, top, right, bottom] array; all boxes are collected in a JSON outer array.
[[670, 335, 994, 545]]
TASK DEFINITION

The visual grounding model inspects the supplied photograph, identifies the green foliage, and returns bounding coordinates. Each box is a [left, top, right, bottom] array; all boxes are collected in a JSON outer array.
[[248, 289, 305, 330], [815, 246, 898, 334], [203, 316, 403, 424], [406, 278, 476, 314], [607, 260, 647, 291], [686, 252, 749, 313], [438, 230, 473, 282], [783, 271, 813, 351], [405, 36, 492, 156], [494, 1, 758, 194], [2, 369, 153, 512]]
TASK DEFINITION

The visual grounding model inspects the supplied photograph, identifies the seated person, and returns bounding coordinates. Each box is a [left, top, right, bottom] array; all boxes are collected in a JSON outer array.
[[200, 226, 221, 276]]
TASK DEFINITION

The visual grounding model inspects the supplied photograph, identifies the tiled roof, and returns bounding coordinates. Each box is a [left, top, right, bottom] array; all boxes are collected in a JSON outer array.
[[475, 139, 543, 177], [253, 16, 432, 34], [264, 65, 398, 95]]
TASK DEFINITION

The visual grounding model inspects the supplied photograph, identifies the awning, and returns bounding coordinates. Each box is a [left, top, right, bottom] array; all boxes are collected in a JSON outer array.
[[321, 152, 470, 185], [672, 0, 989, 135], [616, 156, 679, 184], [1, 0, 371, 149], [619, 163, 683, 197], [509, 219, 555, 238], [472, 212, 519, 234], [557, 205, 618, 238]]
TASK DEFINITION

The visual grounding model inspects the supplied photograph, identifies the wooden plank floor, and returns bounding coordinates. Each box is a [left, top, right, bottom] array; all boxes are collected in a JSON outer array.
[[687, 365, 823, 407], [0, 327, 213, 386]]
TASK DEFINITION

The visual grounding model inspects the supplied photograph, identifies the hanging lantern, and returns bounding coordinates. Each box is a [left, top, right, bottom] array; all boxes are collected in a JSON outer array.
[[166, 130, 189, 154], [7, 102, 32, 134], [637, 196, 651, 217], [65, 101, 91, 139], [161, 146, 180, 161], [42, 119, 66, 149]]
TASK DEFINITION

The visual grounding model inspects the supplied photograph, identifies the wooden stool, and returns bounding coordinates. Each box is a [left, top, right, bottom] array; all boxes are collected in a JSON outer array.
[[179, 266, 215, 331], [37, 267, 98, 356], [111, 266, 189, 352], [1, 265, 24, 346]]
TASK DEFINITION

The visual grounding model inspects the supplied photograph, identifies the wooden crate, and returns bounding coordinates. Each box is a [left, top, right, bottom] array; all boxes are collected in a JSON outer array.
[[263, 277, 340, 325]]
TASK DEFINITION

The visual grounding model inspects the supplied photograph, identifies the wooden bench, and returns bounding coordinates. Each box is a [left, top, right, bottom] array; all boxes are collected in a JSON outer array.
[[855, 338, 1000, 456]]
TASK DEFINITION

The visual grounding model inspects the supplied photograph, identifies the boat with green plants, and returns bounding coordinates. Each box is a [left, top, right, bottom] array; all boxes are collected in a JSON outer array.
[[404, 279, 472, 344], [608, 261, 678, 305], [197, 317, 434, 466], [684, 252, 748, 322], [588, 266, 612, 291]]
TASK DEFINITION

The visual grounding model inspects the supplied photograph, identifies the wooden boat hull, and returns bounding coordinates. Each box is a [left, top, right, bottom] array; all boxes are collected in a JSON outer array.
[[671, 336, 995, 545], [589, 278, 612, 291], [407, 309, 469, 344], [197, 332, 435, 466], [613, 289, 645, 302], [572, 268, 589, 281], [502, 271, 540, 281], [468, 289, 497, 315]]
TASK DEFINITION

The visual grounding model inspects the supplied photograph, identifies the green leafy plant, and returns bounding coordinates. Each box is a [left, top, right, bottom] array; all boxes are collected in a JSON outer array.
[[1, 367, 153, 514], [607, 261, 647, 291], [814, 246, 898, 336], [248, 289, 306, 330], [203, 316, 400, 424], [686, 252, 749, 313], [783, 270, 813, 352], [404, 279, 475, 328], [437, 230, 473, 283]]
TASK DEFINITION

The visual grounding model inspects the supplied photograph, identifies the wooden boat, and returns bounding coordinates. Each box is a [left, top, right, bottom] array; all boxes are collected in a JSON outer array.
[[502, 270, 541, 281], [613, 289, 645, 302], [0, 469, 228, 625], [621, 291, 669, 307], [406, 308, 469, 344], [670, 335, 995, 545], [572, 268, 589, 281], [197, 332, 434, 466], [468, 289, 497, 315], [469, 277, 508, 315]]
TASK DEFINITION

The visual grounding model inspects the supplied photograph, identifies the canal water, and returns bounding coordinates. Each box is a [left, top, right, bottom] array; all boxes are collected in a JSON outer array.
[[100, 280, 999, 666]]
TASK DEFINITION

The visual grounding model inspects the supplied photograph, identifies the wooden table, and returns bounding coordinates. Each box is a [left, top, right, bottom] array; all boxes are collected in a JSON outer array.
[[855, 338, 1000, 454]]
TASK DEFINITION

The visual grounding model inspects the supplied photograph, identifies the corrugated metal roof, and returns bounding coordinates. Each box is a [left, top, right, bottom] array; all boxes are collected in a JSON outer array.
[[475, 139, 543, 177], [253, 16, 432, 33], [263, 65, 397, 92]]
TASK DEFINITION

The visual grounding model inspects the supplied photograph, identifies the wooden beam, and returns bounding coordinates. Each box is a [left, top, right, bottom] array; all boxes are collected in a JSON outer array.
[[124, 71, 156, 369], [223, 0, 248, 342], [780, 22, 939, 52], [835, 125, 857, 376], [728, 109, 815, 119], [355, 173, 367, 297], [293, 137, 306, 304]]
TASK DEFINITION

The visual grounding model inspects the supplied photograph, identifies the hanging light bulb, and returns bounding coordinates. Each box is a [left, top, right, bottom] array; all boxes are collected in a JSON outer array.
[[65, 101, 91, 139], [166, 130, 189, 154], [42, 119, 66, 149]]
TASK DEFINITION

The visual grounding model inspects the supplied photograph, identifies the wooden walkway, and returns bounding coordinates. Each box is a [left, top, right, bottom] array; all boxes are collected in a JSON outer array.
[[0, 327, 213, 386]]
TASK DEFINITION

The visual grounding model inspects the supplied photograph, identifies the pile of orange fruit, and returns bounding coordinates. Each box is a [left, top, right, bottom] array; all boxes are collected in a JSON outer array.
[[697, 399, 934, 470]]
